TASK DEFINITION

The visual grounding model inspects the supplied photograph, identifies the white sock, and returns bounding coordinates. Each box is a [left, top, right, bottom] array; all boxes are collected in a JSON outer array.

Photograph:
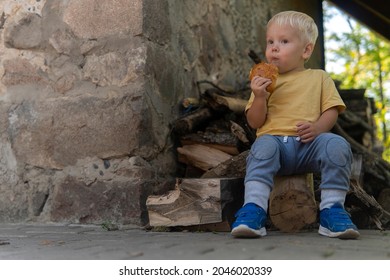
[[320, 189, 347, 210], [244, 181, 271, 212]]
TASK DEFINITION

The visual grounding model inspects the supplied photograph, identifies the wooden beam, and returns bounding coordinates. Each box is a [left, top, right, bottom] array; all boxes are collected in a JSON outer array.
[[328, 0, 390, 40]]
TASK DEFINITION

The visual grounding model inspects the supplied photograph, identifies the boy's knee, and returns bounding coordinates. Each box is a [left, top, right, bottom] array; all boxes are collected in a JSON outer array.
[[250, 135, 279, 160], [325, 136, 352, 167]]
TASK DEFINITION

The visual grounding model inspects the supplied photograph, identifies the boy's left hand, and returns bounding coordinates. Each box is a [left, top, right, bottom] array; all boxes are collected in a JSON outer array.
[[296, 121, 320, 143]]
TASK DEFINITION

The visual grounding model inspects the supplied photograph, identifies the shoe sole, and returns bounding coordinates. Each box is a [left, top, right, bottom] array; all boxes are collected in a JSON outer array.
[[318, 225, 360, 239], [231, 225, 267, 238]]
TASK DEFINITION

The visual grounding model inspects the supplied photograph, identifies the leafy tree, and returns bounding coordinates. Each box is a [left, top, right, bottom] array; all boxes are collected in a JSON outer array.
[[323, 1, 390, 161]]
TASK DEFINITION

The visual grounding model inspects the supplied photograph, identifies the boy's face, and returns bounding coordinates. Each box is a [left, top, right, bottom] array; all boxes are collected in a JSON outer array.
[[265, 23, 312, 74]]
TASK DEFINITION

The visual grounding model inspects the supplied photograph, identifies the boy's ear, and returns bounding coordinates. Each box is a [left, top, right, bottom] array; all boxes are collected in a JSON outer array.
[[303, 43, 314, 60]]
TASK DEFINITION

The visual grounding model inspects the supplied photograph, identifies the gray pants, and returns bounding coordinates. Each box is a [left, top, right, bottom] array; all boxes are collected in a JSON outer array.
[[244, 133, 352, 206]]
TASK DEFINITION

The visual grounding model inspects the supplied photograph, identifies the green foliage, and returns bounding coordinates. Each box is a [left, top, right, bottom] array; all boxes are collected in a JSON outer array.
[[323, 1, 390, 161]]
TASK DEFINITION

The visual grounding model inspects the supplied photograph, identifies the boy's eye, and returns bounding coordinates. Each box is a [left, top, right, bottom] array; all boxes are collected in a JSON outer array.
[[281, 40, 288, 44], [267, 40, 273, 45]]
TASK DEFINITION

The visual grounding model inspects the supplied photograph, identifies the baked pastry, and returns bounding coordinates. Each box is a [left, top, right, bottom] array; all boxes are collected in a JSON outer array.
[[249, 62, 279, 93]]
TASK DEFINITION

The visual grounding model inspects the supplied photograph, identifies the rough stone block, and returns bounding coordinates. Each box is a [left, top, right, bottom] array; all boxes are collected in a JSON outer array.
[[63, 0, 142, 39], [3, 13, 42, 49]]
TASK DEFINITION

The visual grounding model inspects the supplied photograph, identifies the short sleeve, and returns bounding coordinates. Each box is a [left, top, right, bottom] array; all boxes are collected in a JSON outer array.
[[321, 73, 346, 114]]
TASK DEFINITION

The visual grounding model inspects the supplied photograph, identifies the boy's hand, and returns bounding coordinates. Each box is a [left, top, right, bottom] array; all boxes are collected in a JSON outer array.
[[251, 76, 272, 98], [296, 108, 339, 143], [296, 121, 320, 143]]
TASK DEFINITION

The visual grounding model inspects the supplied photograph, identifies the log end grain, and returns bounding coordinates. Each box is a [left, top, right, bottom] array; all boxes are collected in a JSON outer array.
[[269, 174, 317, 232]]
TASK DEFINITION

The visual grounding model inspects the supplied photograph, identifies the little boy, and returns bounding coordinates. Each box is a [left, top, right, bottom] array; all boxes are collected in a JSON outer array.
[[231, 11, 359, 239]]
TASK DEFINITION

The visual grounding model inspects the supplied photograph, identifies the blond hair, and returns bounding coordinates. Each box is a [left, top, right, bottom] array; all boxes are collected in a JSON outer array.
[[267, 11, 318, 46]]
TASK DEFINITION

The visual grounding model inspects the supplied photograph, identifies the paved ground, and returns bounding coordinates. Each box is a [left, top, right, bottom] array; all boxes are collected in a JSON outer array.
[[0, 223, 389, 260]]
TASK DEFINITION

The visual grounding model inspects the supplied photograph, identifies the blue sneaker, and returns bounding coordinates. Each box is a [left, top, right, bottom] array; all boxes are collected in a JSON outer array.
[[231, 203, 267, 238], [319, 203, 360, 239]]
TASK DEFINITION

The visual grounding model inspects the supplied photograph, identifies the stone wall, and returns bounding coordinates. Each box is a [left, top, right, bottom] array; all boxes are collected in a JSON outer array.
[[0, 0, 323, 225]]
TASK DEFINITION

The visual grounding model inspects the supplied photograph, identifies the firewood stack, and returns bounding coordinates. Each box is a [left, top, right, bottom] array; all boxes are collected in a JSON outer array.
[[146, 54, 390, 231], [174, 87, 252, 177], [338, 87, 378, 152], [145, 87, 252, 230], [333, 86, 390, 229]]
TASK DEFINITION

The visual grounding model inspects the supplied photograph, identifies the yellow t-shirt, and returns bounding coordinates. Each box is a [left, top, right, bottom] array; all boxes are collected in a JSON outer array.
[[246, 69, 345, 137]]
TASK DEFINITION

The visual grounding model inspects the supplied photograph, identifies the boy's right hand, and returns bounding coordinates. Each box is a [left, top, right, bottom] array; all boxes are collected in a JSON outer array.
[[251, 76, 272, 98]]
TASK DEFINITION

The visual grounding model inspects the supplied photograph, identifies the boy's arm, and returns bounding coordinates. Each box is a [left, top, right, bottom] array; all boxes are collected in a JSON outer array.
[[246, 96, 268, 129], [246, 76, 272, 129], [296, 107, 338, 143]]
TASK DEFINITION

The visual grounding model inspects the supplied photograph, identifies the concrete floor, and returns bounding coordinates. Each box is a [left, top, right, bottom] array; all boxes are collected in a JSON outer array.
[[1, 223, 389, 280], [0, 223, 389, 260]]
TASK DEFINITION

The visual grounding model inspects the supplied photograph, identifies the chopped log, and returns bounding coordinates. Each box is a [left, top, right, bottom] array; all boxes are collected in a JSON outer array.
[[345, 153, 385, 229], [339, 110, 373, 132], [173, 107, 213, 135], [347, 179, 385, 230], [146, 178, 220, 226], [230, 121, 250, 145], [146, 178, 244, 227], [180, 130, 239, 155], [269, 174, 317, 232], [338, 111, 374, 149], [342, 100, 372, 116], [177, 144, 232, 171], [181, 97, 201, 110], [248, 49, 263, 64], [180, 141, 239, 156], [201, 150, 248, 178], [202, 91, 247, 114], [338, 88, 366, 99]]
